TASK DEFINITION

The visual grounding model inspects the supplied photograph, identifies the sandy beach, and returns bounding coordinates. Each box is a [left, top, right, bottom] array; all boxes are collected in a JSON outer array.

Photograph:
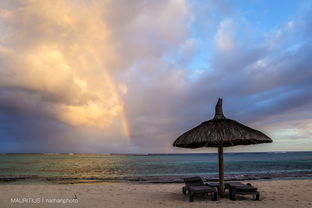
[[0, 179, 311, 208]]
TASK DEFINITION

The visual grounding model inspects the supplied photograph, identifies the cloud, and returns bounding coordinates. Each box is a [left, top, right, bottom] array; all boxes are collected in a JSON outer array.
[[0, 0, 311, 153], [214, 19, 236, 52], [0, 0, 194, 153], [0, 0, 127, 130]]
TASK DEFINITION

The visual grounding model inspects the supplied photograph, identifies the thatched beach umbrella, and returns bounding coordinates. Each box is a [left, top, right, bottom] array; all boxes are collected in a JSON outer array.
[[173, 98, 272, 196]]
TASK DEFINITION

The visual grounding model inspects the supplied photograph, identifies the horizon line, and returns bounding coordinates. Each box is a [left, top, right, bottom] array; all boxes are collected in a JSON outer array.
[[1, 150, 312, 155]]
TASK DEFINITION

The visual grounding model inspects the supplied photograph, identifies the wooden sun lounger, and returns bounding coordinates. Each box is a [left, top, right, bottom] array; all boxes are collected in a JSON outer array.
[[207, 181, 260, 200], [227, 183, 260, 200], [207, 181, 244, 192], [182, 177, 218, 202]]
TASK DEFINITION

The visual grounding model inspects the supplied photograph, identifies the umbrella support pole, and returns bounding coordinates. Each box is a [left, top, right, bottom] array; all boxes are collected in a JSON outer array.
[[218, 145, 225, 197]]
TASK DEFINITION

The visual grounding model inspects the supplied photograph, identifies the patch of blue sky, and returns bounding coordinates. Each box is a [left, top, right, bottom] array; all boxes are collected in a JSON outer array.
[[161, 52, 211, 82], [182, 33, 217, 81], [165, 1, 308, 83], [181, 48, 213, 82], [286, 40, 307, 53], [234, 0, 302, 32], [160, 35, 213, 81], [187, 67, 211, 82]]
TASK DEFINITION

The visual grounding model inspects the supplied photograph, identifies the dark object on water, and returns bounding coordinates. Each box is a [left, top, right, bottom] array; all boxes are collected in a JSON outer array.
[[173, 98, 272, 197], [182, 176, 218, 202]]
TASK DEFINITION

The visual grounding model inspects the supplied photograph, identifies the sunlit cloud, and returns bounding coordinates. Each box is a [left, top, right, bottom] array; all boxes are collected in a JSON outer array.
[[0, 0, 129, 132]]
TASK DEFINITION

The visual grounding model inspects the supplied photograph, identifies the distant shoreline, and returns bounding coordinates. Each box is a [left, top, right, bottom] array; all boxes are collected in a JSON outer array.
[[1, 151, 312, 155]]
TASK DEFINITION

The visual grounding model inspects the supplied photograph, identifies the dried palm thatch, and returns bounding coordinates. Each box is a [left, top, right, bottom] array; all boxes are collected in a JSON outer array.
[[173, 118, 272, 148], [173, 98, 272, 196]]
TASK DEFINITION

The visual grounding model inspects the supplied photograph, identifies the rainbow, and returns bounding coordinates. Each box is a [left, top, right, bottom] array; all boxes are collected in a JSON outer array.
[[84, 47, 131, 139]]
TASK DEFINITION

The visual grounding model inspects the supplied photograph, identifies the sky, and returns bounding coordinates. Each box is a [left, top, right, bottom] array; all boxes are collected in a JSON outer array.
[[0, 0, 311, 153]]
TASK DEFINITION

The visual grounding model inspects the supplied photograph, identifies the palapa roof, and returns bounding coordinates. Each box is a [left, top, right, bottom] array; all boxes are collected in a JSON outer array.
[[173, 98, 272, 148]]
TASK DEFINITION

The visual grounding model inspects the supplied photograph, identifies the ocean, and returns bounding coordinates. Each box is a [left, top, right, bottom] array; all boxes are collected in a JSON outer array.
[[1, 152, 312, 184]]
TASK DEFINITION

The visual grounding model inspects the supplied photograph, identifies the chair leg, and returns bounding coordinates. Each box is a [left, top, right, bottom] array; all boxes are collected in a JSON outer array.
[[230, 194, 236, 200], [255, 192, 260, 200], [230, 190, 236, 200], [189, 193, 194, 202], [252, 192, 260, 200], [182, 186, 186, 195], [213, 191, 218, 201]]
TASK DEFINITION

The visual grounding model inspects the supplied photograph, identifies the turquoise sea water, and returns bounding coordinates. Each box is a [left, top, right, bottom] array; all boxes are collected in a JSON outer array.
[[0, 152, 312, 184]]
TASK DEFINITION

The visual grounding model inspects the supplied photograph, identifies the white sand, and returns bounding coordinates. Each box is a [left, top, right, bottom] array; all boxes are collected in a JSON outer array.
[[0, 180, 312, 208]]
